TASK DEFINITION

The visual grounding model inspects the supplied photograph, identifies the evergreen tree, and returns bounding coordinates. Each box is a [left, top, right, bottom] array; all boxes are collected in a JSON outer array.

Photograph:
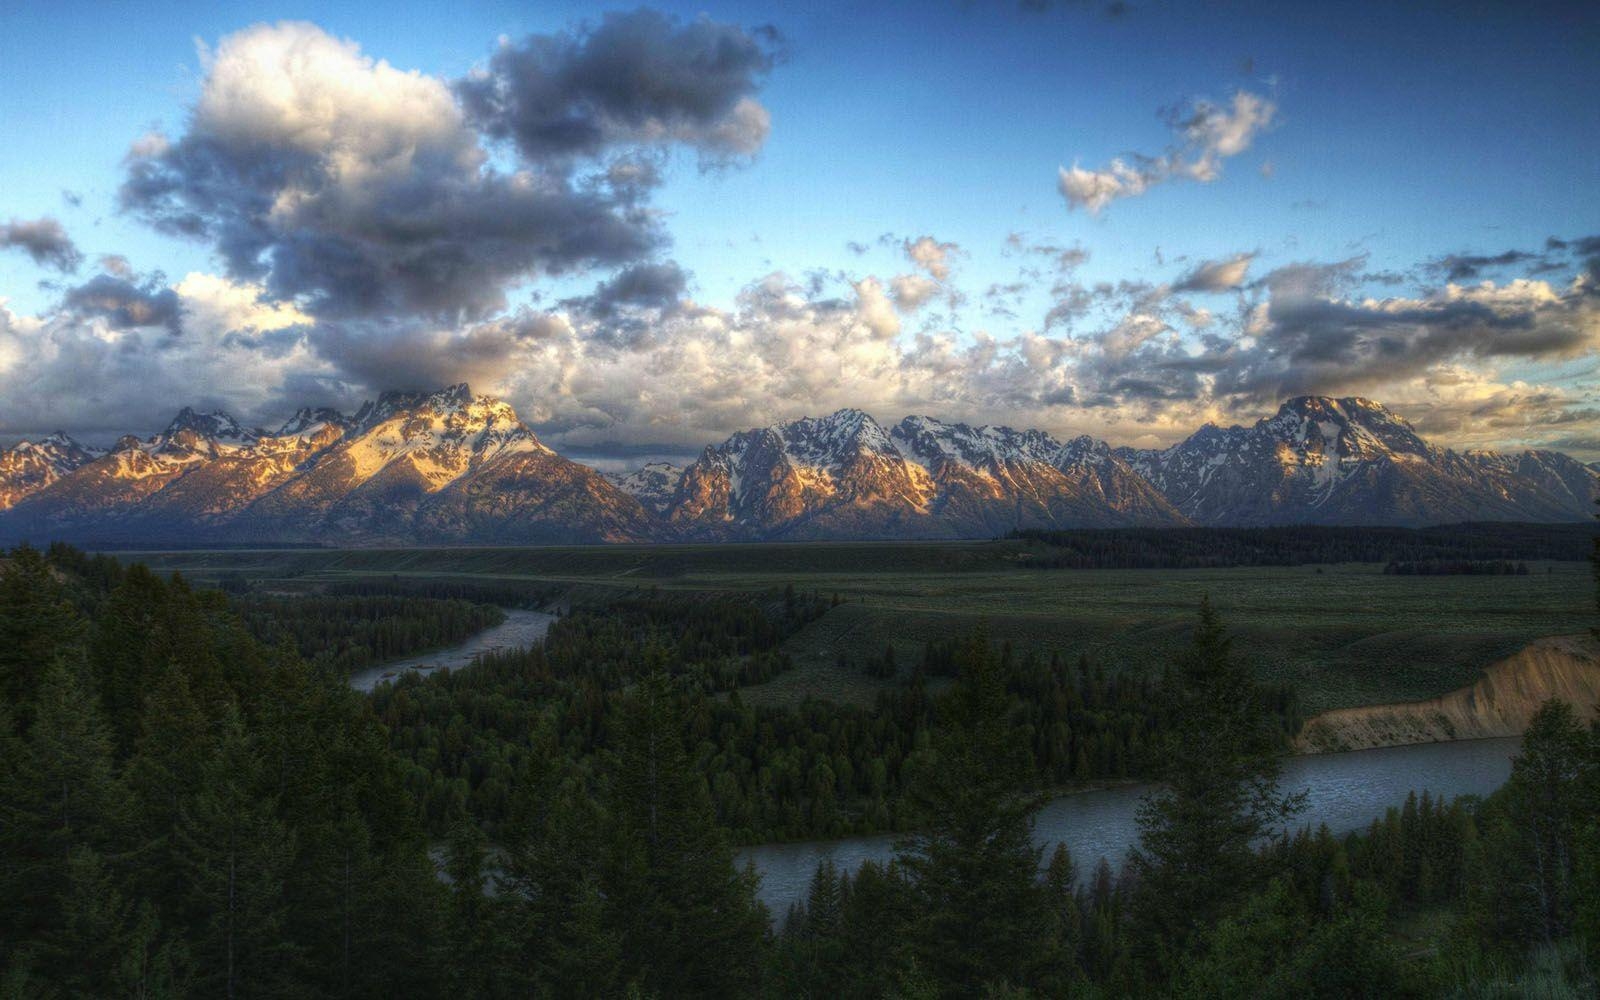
[[897, 627, 1057, 996], [1494, 698, 1593, 944], [173, 708, 299, 999], [0, 545, 86, 733], [1131, 598, 1303, 968], [603, 672, 768, 998]]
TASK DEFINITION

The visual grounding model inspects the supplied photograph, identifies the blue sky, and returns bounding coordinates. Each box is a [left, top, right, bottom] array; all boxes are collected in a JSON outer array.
[[1, 0, 1597, 456]]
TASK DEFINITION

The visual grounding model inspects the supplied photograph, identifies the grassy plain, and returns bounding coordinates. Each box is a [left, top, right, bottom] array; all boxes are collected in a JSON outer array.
[[123, 541, 1594, 713]]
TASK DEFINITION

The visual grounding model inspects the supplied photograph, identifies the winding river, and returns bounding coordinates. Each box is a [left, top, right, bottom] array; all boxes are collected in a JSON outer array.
[[343, 616, 1523, 923], [739, 736, 1520, 919], [346, 608, 558, 693]]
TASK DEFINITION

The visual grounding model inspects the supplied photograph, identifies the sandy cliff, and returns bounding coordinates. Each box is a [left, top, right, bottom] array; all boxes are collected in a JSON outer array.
[[1297, 635, 1600, 753]]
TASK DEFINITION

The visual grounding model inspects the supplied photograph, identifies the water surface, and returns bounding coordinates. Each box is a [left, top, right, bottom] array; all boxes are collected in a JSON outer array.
[[347, 608, 557, 692], [741, 737, 1520, 919]]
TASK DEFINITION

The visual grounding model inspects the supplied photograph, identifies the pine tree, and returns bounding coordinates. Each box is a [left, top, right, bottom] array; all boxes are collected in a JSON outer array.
[[603, 672, 768, 998], [896, 626, 1056, 996], [1130, 598, 1304, 968], [0, 545, 87, 733], [173, 707, 299, 999], [1499, 698, 1591, 943]]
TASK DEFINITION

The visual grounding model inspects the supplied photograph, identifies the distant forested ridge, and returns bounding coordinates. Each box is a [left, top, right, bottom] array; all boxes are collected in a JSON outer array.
[[1011, 521, 1597, 569]]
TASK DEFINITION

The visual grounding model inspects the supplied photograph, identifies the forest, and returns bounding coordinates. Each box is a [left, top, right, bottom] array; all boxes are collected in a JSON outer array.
[[1, 541, 1596, 997]]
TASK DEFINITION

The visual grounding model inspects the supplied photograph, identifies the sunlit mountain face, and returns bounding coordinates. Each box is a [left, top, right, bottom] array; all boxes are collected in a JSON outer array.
[[1, 1, 1596, 527], [0, 388, 1592, 545]]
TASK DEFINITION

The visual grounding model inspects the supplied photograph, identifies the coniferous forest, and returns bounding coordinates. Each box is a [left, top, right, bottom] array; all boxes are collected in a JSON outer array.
[[2, 543, 1598, 997]]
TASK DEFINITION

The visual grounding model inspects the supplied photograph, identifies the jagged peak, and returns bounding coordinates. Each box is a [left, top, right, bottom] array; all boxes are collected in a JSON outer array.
[[276, 406, 349, 437], [162, 406, 258, 443]]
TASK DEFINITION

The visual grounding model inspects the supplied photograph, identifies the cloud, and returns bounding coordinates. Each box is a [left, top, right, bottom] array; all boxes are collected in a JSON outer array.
[[580, 260, 689, 316], [903, 235, 960, 281], [1059, 89, 1276, 214], [0, 272, 325, 438], [1428, 249, 1545, 282], [1210, 267, 1600, 404], [1172, 253, 1254, 292], [118, 17, 773, 324], [0, 217, 83, 272], [456, 9, 778, 167], [60, 271, 183, 335], [852, 277, 901, 338], [890, 273, 940, 312]]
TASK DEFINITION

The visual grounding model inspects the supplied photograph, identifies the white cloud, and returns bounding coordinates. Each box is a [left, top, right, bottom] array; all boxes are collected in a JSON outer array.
[[1059, 89, 1277, 214], [890, 273, 940, 312], [903, 235, 959, 281]]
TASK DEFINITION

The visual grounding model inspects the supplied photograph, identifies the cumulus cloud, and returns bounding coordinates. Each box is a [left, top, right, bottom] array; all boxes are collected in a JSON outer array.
[[1059, 90, 1276, 214], [0, 217, 83, 272], [0, 271, 325, 438], [456, 8, 778, 167], [118, 16, 772, 324], [903, 235, 960, 281], [852, 277, 901, 339], [890, 273, 940, 312]]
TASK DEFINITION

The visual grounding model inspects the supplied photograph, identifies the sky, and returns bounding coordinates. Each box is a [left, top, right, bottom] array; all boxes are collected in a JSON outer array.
[[1, 0, 1597, 465]]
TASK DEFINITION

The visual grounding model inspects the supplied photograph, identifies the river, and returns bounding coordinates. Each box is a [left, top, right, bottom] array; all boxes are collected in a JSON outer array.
[[739, 736, 1520, 919], [346, 608, 558, 693], [342, 617, 1523, 924]]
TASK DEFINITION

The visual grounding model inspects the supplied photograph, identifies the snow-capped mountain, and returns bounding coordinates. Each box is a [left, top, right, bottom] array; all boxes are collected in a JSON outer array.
[[0, 391, 1591, 545], [0, 433, 105, 510], [666, 408, 1185, 539], [1120, 396, 1598, 526], [605, 462, 684, 514], [0, 385, 652, 545]]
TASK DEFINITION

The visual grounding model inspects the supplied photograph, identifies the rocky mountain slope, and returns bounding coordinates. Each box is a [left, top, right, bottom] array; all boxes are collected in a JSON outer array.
[[0, 432, 104, 510], [0, 392, 1591, 545], [0, 385, 652, 545], [1120, 396, 1596, 527], [667, 409, 1186, 539], [605, 462, 684, 514]]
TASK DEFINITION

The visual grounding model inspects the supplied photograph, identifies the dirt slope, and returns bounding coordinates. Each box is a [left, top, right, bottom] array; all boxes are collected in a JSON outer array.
[[1297, 635, 1600, 753]]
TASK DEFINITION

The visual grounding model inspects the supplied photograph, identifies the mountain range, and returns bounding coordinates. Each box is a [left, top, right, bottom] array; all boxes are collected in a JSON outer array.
[[0, 387, 1592, 546]]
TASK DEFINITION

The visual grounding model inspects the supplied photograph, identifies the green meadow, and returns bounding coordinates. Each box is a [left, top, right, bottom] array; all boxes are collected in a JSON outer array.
[[123, 541, 1593, 713]]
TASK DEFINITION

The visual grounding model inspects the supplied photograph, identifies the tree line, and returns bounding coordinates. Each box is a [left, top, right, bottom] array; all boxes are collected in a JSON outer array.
[[1011, 522, 1594, 569], [234, 594, 505, 676], [1382, 559, 1532, 576]]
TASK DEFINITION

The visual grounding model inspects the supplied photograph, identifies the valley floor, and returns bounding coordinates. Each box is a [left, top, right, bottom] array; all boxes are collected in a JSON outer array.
[[123, 541, 1594, 714]]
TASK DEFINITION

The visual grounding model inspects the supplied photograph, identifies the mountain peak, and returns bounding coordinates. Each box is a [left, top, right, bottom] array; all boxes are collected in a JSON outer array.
[[277, 406, 349, 437], [162, 407, 257, 443]]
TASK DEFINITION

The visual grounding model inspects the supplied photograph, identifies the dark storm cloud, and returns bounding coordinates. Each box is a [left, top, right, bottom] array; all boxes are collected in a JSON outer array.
[[61, 272, 182, 334], [1210, 260, 1598, 401], [456, 9, 779, 167], [117, 16, 774, 328], [0, 217, 83, 272]]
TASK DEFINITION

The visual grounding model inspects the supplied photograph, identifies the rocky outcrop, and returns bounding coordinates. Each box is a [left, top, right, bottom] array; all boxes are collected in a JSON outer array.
[[1297, 635, 1600, 753]]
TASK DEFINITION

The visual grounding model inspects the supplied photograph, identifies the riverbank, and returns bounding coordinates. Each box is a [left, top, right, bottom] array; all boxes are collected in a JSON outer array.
[[346, 608, 558, 692], [740, 736, 1521, 920], [1296, 634, 1600, 753]]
